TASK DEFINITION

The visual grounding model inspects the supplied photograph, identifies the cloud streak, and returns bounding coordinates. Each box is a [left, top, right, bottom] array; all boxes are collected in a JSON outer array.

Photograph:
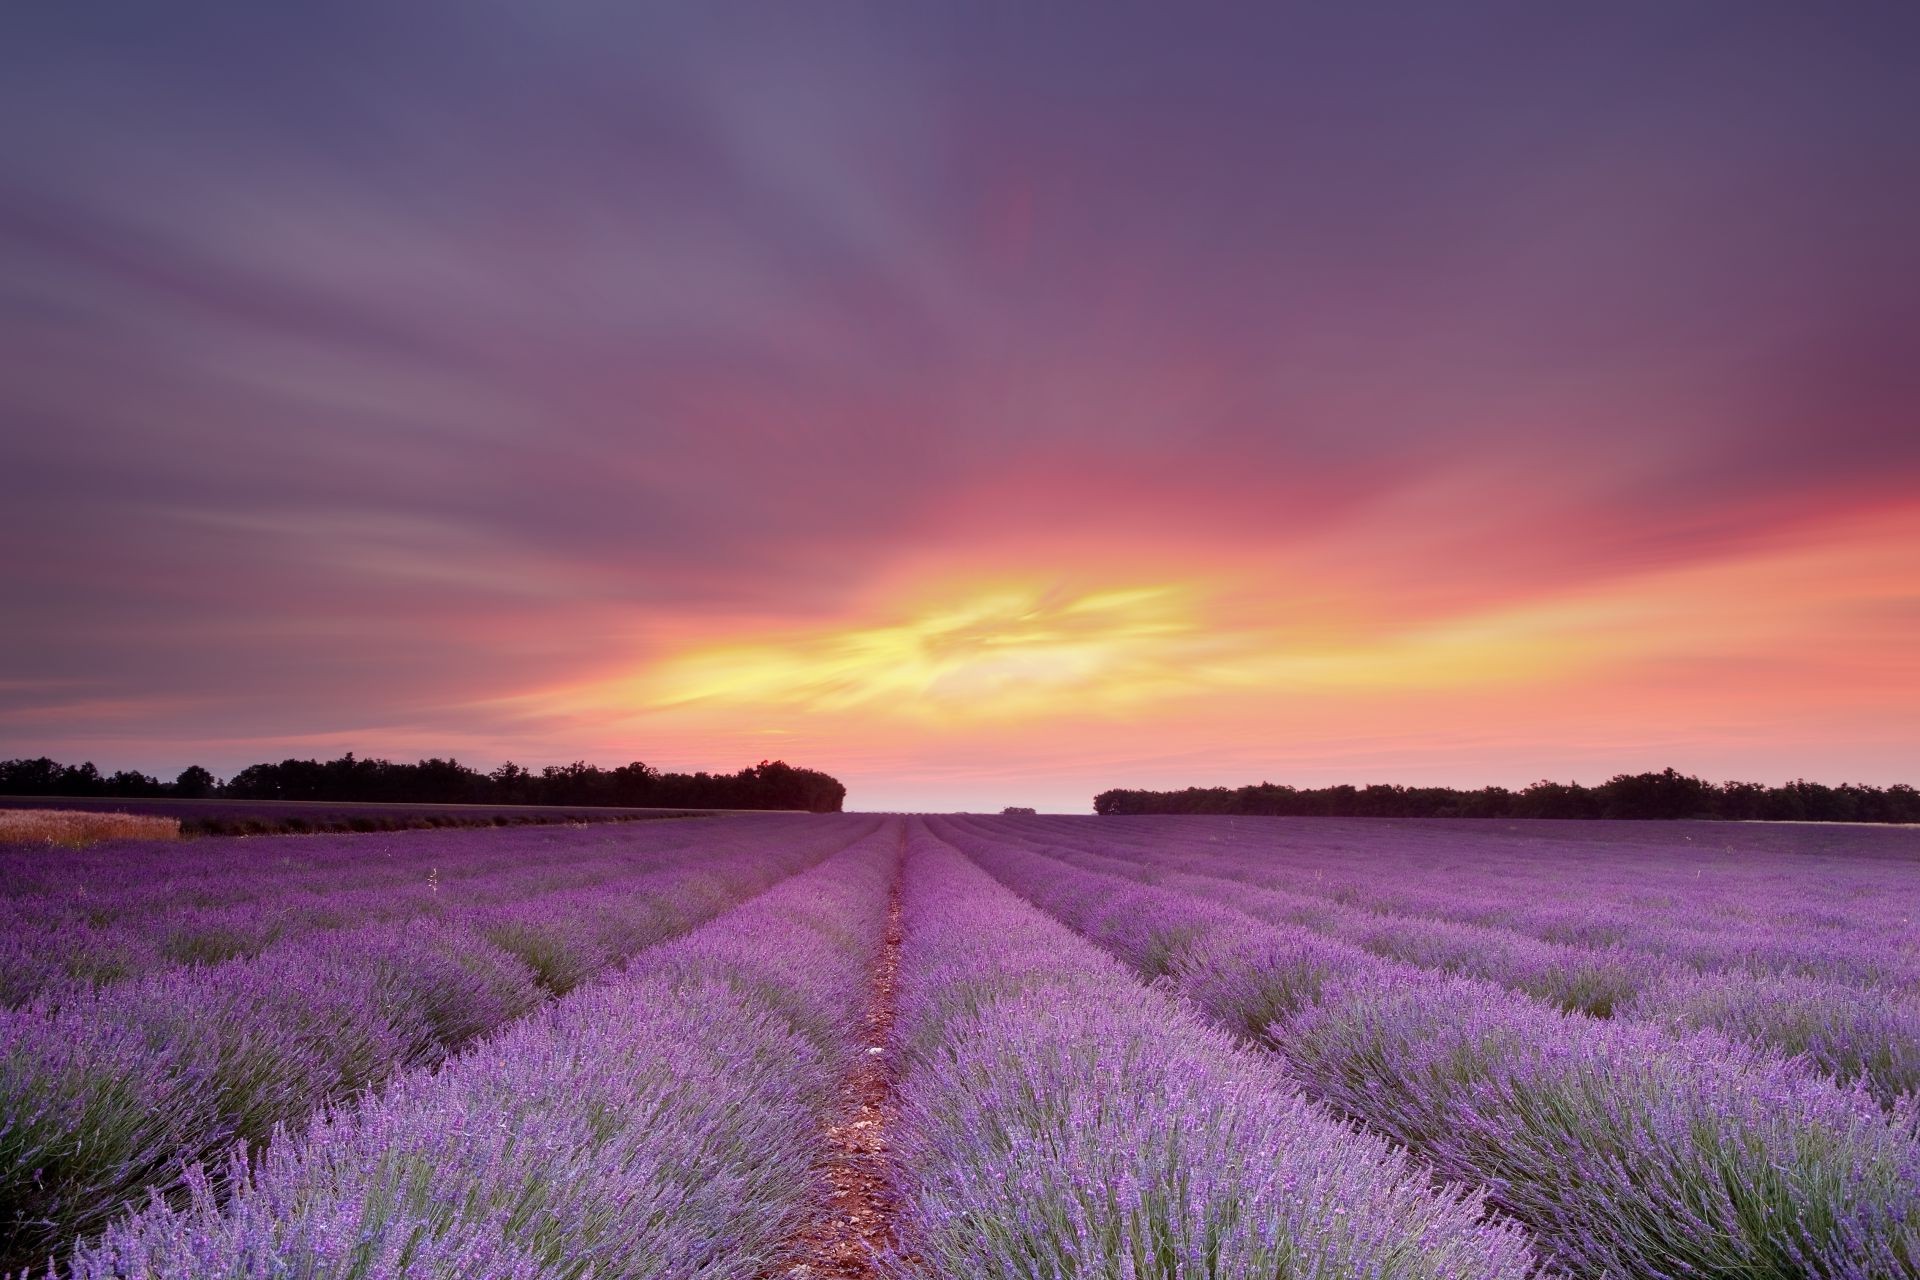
[[2, 3, 1916, 808]]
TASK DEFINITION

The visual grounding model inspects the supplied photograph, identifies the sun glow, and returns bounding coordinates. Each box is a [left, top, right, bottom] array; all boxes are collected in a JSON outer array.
[[482, 502, 1920, 811], [642, 583, 1206, 721]]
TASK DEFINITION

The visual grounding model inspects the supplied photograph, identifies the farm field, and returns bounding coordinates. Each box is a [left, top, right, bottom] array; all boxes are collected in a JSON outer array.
[[4, 813, 1917, 1278], [0, 795, 726, 837], [0, 809, 182, 848]]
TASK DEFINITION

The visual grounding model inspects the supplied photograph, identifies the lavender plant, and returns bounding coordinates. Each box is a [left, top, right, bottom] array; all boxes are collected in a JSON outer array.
[[1623, 968, 1920, 1109], [1281, 973, 1920, 1279], [962, 814, 1920, 1105], [890, 828, 1544, 1279], [1, 819, 867, 1269], [970, 812, 1920, 992], [0, 816, 795, 1005], [48, 828, 898, 1280], [945, 821, 1920, 1279]]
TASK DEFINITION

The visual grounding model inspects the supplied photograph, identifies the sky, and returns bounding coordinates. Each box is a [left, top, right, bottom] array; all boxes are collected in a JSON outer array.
[[2, 3, 1917, 812]]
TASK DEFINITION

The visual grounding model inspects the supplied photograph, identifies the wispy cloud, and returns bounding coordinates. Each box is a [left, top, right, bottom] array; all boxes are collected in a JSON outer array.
[[2, 5, 1916, 806]]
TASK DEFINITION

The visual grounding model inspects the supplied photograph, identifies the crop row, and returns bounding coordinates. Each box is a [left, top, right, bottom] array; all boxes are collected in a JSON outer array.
[[962, 814, 1920, 1024], [44, 818, 1550, 1279], [1, 817, 870, 1269], [50, 825, 898, 1278], [969, 813, 1920, 986], [0, 820, 781, 1006], [0, 812, 755, 911], [957, 817, 1920, 1105], [889, 827, 1543, 1277], [969, 811, 1919, 951], [16, 814, 1916, 1278], [938, 820, 1920, 1279]]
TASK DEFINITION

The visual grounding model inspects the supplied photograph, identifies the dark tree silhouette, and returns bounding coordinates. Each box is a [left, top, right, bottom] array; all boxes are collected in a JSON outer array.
[[2, 754, 846, 812], [1093, 769, 1920, 823]]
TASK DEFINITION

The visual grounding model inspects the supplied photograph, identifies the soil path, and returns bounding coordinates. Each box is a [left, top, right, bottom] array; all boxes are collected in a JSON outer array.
[[770, 825, 911, 1280]]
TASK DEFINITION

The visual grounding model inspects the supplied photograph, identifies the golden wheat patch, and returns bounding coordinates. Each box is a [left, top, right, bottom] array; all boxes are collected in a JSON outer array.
[[0, 808, 181, 846]]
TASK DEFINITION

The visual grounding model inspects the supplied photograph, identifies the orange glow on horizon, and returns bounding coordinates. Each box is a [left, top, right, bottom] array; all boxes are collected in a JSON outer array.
[[495, 501, 1918, 809], [543, 582, 1213, 723]]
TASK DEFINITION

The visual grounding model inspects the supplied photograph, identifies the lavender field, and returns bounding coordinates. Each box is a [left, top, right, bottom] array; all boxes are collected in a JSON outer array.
[[0, 796, 719, 837], [4, 813, 1917, 1278]]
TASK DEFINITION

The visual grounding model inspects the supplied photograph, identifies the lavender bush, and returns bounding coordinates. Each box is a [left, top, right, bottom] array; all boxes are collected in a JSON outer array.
[[944, 819, 1920, 1279], [48, 828, 898, 1280], [891, 828, 1543, 1279], [967, 813, 1920, 991], [1, 817, 871, 1269], [961, 814, 1920, 1105], [0, 796, 710, 838], [1623, 968, 1920, 1109], [12, 808, 1914, 1278], [0, 817, 785, 1004]]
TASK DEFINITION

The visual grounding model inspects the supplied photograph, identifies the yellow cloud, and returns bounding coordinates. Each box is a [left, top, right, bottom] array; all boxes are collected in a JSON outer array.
[[510, 503, 1920, 755], [641, 582, 1206, 721]]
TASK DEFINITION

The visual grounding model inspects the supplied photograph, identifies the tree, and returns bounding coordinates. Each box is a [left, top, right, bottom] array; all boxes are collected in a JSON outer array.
[[489, 761, 533, 804], [104, 769, 161, 797], [173, 765, 217, 798], [0, 758, 64, 794], [1596, 768, 1711, 819]]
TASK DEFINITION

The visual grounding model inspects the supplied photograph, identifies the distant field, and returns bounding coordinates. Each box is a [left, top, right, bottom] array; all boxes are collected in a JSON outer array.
[[0, 794, 744, 838], [6, 813, 1916, 1277], [0, 807, 181, 846]]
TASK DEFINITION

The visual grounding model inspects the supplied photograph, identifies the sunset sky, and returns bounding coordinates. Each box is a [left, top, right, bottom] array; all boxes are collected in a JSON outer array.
[[3, 4, 1917, 811]]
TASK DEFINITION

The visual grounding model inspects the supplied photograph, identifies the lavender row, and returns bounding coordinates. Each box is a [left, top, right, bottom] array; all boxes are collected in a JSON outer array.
[[47, 825, 898, 1279], [1003, 811, 1920, 927], [889, 826, 1543, 1278], [0, 817, 598, 899], [968, 814, 1920, 988], [1084, 812, 1916, 946], [965, 812, 1920, 962], [0, 811, 749, 912], [0, 818, 867, 1269], [960, 817, 1920, 1075], [0, 796, 711, 840], [983, 825, 1920, 1106], [0, 820, 754, 1006], [964, 822, 1663, 1014], [940, 822, 1920, 1279]]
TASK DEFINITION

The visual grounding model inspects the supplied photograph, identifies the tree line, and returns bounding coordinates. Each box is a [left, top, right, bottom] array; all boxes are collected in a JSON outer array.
[[1093, 768, 1920, 823], [0, 754, 847, 813]]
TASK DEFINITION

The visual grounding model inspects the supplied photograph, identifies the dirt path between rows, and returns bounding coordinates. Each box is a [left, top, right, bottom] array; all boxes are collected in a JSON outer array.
[[770, 831, 911, 1280]]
